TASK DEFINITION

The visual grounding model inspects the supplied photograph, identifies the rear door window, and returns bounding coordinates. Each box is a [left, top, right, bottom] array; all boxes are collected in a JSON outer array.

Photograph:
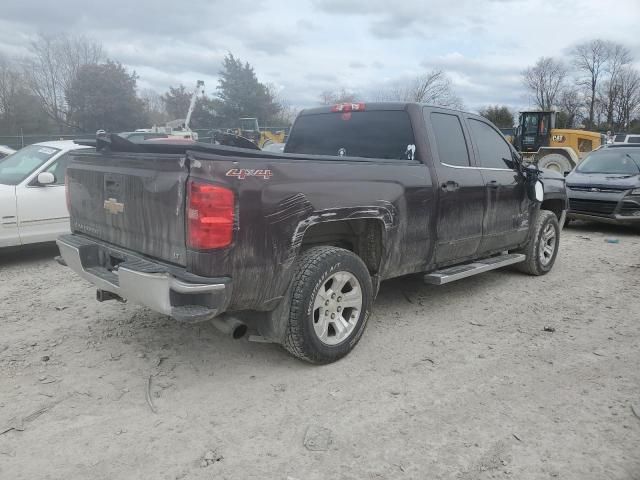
[[468, 119, 514, 169], [430, 112, 470, 167], [285, 110, 416, 160]]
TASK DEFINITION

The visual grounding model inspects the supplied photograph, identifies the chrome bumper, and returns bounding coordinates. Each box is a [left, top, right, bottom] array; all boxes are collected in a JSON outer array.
[[57, 234, 231, 322]]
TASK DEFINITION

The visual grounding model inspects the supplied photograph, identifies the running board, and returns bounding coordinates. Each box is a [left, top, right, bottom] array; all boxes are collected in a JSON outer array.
[[423, 253, 526, 285]]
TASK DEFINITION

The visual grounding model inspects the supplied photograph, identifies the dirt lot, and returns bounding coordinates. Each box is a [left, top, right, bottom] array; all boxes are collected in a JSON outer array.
[[1, 222, 639, 480]]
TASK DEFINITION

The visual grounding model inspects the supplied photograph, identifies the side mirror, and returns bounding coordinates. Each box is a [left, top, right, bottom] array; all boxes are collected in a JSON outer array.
[[524, 165, 543, 202], [37, 172, 56, 185], [563, 171, 569, 178]]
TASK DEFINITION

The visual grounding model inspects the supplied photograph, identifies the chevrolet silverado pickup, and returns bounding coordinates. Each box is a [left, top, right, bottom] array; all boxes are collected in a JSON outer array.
[[57, 103, 567, 364]]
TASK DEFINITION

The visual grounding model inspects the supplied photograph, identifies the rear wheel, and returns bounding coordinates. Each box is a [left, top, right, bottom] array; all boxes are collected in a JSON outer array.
[[537, 153, 573, 174], [515, 210, 560, 276], [283, 246, 373, 364]]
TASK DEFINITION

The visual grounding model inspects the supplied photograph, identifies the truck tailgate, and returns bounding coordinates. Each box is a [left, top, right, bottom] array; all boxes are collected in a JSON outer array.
[[67, 152, 189, 266]]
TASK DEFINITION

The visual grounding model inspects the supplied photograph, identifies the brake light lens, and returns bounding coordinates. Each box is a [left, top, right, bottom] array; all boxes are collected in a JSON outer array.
[[187, 180, 235, 249], [330, 103, 366, 112]]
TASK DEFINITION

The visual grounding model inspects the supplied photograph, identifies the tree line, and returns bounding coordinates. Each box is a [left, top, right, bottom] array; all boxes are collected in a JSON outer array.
[[0, 34, 287, 136], [521, 39, 640, 132]]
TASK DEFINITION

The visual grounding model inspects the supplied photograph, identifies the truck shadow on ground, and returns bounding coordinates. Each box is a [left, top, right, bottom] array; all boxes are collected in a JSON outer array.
[[99, 268, 512, 374], [0, 242, 60, 268], [566, 220, 639, 237]]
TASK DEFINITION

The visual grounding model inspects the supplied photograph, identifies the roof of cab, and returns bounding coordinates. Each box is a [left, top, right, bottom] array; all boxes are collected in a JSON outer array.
[[298, 101, 471, 117]]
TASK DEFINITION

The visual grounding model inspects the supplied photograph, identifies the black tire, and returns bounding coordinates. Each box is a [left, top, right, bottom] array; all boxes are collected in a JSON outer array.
[[282, 246, 373, 364], [515, 210, 560, 276]]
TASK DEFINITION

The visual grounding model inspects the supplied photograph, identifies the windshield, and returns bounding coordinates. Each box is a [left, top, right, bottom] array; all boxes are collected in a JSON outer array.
[[0, 144, 61, 185], [239, 118, 258, 131], [577, 150, 640, 175], [285, 110, 416, 160]]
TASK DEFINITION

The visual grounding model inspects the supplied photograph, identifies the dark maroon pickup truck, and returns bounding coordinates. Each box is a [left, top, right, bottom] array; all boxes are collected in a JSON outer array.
[[57, 103, 567, 363]]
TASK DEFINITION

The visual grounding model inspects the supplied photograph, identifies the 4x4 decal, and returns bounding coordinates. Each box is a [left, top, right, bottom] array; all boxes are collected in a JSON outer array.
[[226, 168, 273, 180]]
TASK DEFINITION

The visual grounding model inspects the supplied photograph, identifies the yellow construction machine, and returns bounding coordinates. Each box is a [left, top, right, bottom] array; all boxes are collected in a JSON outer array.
[[513, 111, 603, 173], [235, 117, 286, 148]]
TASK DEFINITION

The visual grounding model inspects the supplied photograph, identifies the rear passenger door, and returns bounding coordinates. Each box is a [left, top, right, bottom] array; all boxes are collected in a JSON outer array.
[[466, 117, 529, 253], [424, 107, 485, 264]]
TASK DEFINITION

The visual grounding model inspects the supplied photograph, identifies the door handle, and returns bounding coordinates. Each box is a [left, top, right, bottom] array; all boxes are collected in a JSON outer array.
[[488, 180, 500, 189], [441, 181, 459, 192]]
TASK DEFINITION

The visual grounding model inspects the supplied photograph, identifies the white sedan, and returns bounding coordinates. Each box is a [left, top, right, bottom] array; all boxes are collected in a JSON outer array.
[[0, 141, 92, 247]]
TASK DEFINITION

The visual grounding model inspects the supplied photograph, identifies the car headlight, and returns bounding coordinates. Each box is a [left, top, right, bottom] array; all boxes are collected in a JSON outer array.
[[631, 188, 640, 195]]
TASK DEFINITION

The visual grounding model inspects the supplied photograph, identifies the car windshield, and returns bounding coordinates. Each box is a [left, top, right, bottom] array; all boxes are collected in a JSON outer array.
[[0, 144, 61, 185], [577, 150, 640, 174]]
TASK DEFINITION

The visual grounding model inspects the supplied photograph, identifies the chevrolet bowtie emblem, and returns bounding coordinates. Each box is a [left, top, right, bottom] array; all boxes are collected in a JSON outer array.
[[104, 198, 124, 215]]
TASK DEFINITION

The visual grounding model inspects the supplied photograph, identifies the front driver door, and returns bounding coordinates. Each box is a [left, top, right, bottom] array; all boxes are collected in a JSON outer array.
[[425, 107, 485, 264], [16, 153, 72, 244], [466, 117, 530, 253]]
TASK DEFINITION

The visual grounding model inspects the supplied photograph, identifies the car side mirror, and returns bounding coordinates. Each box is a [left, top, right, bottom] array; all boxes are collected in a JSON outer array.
[[563, 171, 569, 177], [37, 172, 56, 185], [524, 165, 543, 202]]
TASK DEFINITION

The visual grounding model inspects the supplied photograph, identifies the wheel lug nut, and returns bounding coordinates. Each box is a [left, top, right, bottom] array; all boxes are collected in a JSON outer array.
[[331, 293, 336, 299], [325, 300, 329, 306], [325, 310, 329, 316], [337, 306, 342, 312], [337, 296, 342, 301], [331, 313, 335, 319]]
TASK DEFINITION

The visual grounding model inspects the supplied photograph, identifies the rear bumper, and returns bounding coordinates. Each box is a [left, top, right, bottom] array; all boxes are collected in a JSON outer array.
[[57, 234, 232, 322]]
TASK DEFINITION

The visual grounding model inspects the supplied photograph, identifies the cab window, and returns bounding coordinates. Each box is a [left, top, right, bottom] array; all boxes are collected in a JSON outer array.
[[429, 112, 470, 167], [468, 119, 514, 169], [44, 153, 72, 185]]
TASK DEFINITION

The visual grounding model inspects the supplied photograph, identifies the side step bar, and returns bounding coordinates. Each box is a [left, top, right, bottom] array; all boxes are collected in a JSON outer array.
[[423, 253, 525, 285]]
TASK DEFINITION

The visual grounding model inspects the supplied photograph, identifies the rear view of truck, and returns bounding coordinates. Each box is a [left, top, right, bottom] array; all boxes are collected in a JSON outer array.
[[58, 140, 238, 328]]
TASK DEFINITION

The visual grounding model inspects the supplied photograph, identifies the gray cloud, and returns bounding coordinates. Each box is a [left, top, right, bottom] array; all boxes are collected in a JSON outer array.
[[0, 0, 638, 113]]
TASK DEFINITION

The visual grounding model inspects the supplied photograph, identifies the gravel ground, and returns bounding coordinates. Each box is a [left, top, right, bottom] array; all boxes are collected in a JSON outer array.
[[1, 222, 639, 480]]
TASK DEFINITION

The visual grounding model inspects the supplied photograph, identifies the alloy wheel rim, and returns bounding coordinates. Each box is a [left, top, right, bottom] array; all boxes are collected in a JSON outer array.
[[539, 223, 556, 266], [312, 271, 362, 346]]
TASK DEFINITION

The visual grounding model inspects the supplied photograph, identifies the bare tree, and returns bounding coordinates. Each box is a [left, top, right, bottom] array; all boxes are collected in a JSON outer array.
[[523, 57, 566, 110], [22, 33, 104, 131], [603, 42, 632, 127], [319, 87, 359, 105], [558, 86, 584, 128], [371, 70, 463, 108], [0, 56, 21, 124], [570, 39, 610, 128], [139, 88, 168, 125], [614, 67, 640, 131]]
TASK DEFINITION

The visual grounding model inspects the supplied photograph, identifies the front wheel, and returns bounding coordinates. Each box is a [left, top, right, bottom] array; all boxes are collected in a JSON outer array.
[[515, 210, 560, 276], [282, 246, 373, 364]]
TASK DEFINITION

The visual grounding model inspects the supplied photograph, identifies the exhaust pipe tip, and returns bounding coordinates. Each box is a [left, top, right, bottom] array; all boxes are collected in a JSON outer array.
[[232, 323, 248, 339], [211, 315, 248, 340]]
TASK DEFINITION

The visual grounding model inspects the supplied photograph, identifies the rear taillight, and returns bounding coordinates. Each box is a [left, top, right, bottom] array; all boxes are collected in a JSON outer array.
[[187, 180, 235, 249]]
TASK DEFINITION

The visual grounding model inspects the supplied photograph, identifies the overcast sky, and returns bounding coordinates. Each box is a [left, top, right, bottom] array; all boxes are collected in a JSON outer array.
[[1, 0, 639, 112]]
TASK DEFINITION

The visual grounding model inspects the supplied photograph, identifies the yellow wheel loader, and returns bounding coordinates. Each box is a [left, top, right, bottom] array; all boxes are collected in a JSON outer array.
[[235, 118, 286, 149], [514, 111, 603, 173]]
